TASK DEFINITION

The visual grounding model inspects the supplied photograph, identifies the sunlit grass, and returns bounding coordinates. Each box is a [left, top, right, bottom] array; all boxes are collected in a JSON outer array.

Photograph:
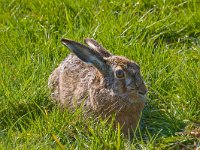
[[0, 0, 199, 149]]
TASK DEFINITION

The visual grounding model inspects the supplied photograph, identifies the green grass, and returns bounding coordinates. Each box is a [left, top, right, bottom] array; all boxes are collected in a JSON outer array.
[[0, 0, 200, 149]]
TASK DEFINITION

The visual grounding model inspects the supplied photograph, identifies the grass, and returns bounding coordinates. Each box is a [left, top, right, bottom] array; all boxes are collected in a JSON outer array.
[[0, 0, 199, 149]]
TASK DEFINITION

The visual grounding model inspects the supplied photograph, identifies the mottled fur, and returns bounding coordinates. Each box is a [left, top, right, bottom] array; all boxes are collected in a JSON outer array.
[[48, 38, 147, 135]]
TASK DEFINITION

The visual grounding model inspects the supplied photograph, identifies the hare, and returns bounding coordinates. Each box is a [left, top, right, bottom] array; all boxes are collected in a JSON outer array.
[[48, 38, 147, 135]]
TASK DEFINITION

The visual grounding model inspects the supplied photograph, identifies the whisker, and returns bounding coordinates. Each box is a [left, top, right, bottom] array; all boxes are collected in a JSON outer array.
[[104, 102, 120, 118], [116, 103, 127, 115], [104, 101, 119, 112]]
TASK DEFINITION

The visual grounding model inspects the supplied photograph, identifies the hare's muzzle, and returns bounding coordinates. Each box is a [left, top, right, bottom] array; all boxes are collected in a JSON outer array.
[[137, 83, 148, 96]]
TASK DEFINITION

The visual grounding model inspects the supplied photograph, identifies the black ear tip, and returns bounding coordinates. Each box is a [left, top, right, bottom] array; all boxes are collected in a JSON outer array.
[[61, 38, 71, 45]]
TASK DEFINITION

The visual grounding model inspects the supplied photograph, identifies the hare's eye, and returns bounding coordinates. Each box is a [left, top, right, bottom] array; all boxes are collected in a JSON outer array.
[[115, 69, 125, 78]]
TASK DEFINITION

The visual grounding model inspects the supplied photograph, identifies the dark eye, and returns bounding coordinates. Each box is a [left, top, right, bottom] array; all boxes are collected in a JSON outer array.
[[115, 69, 125, 78]]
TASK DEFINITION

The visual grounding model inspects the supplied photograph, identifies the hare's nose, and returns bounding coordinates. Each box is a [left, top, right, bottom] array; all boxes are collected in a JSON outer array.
[[138, 84, 148, 95]]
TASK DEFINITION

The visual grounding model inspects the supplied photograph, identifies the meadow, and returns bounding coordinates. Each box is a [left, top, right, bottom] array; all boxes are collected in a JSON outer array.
[[0, 0, 200, 149]]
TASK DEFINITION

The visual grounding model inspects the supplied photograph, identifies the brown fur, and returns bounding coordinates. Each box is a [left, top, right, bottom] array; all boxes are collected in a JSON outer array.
[[48, 38, 147, 135]]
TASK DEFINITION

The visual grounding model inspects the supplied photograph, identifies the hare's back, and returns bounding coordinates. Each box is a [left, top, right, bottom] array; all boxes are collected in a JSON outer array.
[[49, 53, 95, 106], [60, 53, 95, 80]]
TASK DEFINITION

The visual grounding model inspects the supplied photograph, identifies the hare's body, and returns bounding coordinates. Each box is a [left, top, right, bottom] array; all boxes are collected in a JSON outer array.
[[49, 53, 95, 106], [48, 38, 147, 135]]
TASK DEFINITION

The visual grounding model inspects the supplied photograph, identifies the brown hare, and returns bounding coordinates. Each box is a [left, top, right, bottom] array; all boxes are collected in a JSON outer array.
[[48, 38, 147, 135]]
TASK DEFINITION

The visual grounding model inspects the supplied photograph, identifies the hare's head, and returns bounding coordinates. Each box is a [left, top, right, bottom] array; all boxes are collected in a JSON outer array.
[[61, 38, 147, 103]]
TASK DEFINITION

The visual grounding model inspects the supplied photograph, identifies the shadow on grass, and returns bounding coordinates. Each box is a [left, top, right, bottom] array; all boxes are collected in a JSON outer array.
[[141, 101, 186, 137], [0, 94, 55, 132], [137, 99, 199, 149]]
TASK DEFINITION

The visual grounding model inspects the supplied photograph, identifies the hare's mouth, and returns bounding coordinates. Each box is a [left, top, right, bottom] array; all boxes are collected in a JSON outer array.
[[118, 91, 146, 104], [138, 91, 146, 96], [127, 88, 146, 96], [129, 90, 147, 103]]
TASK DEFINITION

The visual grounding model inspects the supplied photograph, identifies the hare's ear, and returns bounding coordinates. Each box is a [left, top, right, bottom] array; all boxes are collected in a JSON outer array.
[[61, 38, 109, 76], [84, 38, 112, 57]]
